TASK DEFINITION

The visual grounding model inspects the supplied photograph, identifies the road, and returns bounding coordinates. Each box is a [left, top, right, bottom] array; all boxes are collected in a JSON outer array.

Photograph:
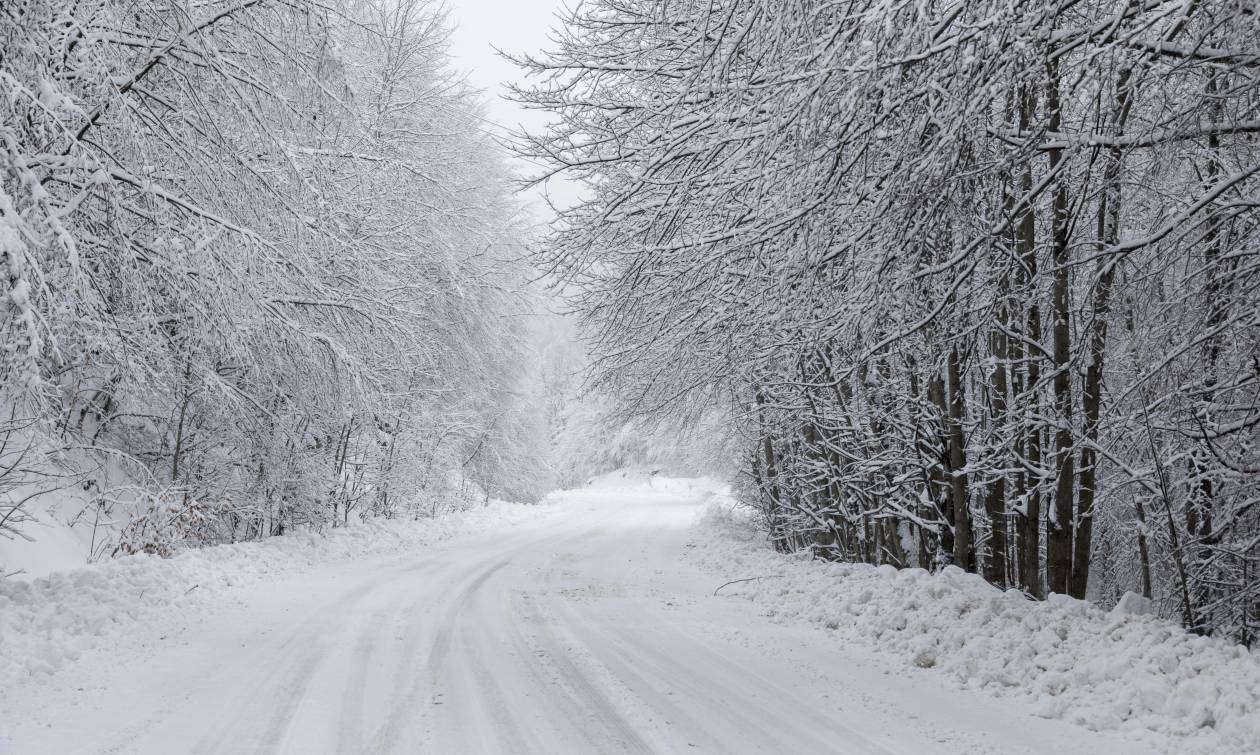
[[4, 477, 1147, 754]]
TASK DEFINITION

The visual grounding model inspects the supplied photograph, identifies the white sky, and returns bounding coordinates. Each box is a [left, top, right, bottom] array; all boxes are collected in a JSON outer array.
[[443, 0, 583, 220]]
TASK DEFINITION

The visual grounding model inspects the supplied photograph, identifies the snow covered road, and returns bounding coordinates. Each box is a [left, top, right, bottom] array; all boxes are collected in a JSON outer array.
[[4, 477, 1147, 754]]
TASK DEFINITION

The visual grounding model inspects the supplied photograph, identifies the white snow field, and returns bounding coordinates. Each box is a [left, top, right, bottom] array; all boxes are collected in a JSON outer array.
[[0, 473, 1242, 754]]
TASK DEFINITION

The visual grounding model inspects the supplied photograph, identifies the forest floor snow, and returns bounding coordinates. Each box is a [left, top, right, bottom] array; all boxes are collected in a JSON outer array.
[[691, 497, 1260, 754], [0, 473, 1232, 753]]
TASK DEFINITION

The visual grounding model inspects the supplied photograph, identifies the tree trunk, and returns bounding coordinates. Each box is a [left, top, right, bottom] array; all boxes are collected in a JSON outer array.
[[947, 346, 971, 571], [986, 141, 1015, 586], [1134, 495, 1154, 599], [984, 330, 1010, 586], [928, 372, 954, 565], [1186, 70, 1229, 631], [1045, 54, 1076, 596], [1071, 67, 1133, 599], [1013, 84, 1044, 598], [755, 387, 787, 552]]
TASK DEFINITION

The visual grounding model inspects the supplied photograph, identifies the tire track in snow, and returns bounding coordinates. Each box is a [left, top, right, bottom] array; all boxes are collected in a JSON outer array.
[[334, 599, 390, 754], [367, 556, 516, 752], [367, 525, 621, 753], [583, 607, 893, 754], [500, 524, 658, 754], [511, 590, 654, 754], [183, 556, 437, 755], [331, 552, 450, 753]]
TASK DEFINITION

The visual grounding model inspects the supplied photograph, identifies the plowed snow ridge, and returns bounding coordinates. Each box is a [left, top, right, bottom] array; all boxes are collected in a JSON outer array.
[[690, 498, 1260, 754]]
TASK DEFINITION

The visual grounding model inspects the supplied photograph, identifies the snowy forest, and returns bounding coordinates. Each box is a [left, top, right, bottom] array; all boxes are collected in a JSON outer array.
[[0, 0, 587, 558], [8, 0, 1260, 752], [515, 0, 1260, 644]]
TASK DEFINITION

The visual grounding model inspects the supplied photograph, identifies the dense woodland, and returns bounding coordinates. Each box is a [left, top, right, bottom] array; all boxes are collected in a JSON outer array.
[[518, 0, 1260, 643], [0, 0, 567, 556]]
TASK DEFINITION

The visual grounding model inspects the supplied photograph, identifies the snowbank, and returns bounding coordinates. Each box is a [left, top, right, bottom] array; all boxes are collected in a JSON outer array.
[[688, 500, 1260, 755], [0, 500, 547, 680]]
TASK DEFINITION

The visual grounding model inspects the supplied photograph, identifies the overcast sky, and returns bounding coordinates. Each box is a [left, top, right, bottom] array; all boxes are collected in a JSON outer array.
[[444, 0, 582, 219]]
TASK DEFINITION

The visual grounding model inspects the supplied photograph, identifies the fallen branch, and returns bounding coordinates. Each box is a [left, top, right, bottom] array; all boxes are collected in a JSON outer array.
[[713, 575, 784, 596]]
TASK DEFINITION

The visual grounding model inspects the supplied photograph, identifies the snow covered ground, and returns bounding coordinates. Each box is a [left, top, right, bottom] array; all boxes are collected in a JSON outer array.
[[0, 499, 547, 681], [1, 473, 1239, 753], [690, 492, 1260, 755]]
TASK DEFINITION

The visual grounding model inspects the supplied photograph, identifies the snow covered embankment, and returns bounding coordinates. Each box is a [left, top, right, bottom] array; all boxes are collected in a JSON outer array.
[[688, 500, 1260, 755], [0, 501, 548, 680]]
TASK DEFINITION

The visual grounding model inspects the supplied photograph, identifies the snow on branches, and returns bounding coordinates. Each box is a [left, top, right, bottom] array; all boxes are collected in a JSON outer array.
[[1, 0, 550, 551], [516, 0, 1260, 643]]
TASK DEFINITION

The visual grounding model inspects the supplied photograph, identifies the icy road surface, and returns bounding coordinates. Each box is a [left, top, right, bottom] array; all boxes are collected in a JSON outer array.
[[6, 478, 1146, 754]]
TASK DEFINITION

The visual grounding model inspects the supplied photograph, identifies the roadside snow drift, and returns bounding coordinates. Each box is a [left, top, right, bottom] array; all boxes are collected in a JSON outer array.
[[0, 501, 548, 680], [689, 499, 1260, 755]]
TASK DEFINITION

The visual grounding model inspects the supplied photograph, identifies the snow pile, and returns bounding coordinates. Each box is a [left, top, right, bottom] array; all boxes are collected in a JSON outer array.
[[689, 501, 1260, 754], [0, 500, 548, 680]]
